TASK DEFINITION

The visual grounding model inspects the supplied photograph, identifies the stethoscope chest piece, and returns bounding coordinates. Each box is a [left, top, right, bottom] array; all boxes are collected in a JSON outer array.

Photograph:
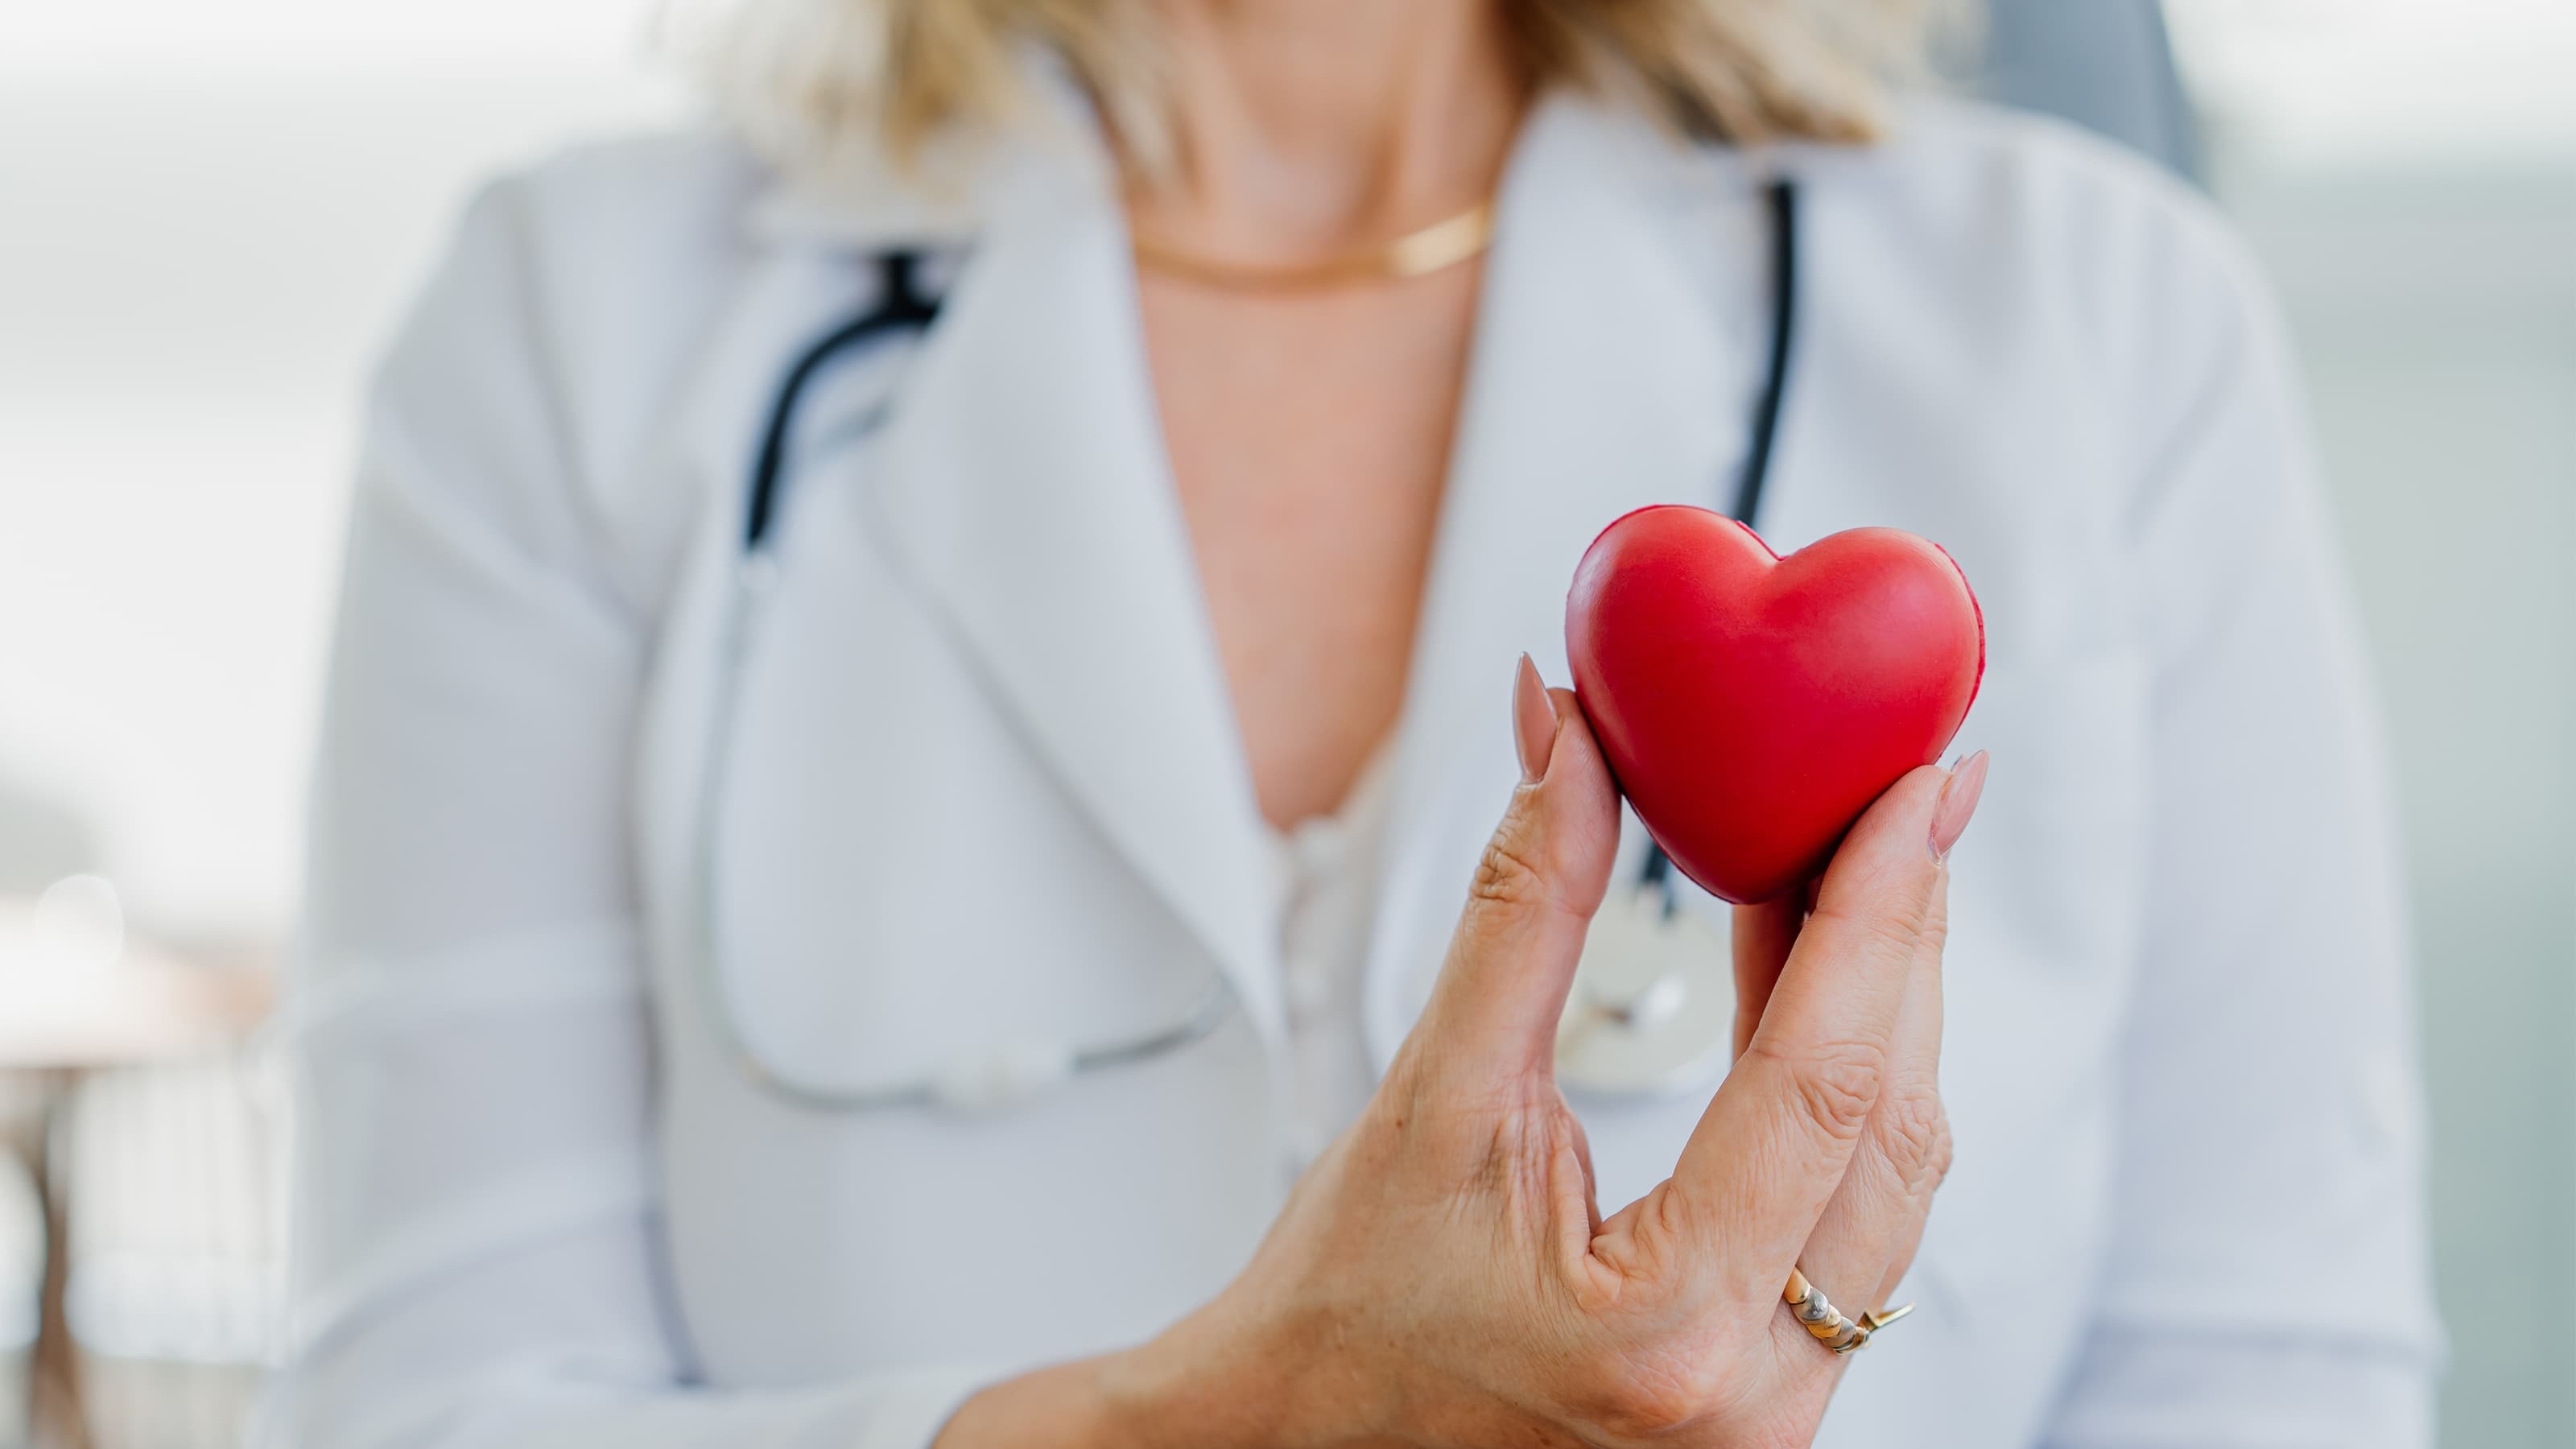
[[1553, 884, 1736, 1097]]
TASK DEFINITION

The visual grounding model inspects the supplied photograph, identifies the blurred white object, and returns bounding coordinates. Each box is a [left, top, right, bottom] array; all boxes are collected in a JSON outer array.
[[0, 894, 266, 1069], [29, 875, 124, 976], [0, 1, 688, 943]]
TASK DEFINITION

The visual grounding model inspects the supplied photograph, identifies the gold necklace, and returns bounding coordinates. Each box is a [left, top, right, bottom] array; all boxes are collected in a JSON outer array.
[[1131, 197, 1496, 291]]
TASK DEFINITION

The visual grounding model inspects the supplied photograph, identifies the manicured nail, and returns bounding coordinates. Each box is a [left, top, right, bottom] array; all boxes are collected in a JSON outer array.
[[1929, 750, 1988, 861], [1513, 654, 1558, 784]]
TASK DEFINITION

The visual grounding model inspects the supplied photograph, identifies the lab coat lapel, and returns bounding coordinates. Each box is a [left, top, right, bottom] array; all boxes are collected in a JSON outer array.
[[859, 173, 1286, 1046], [1365, 97, 1773, 1063]]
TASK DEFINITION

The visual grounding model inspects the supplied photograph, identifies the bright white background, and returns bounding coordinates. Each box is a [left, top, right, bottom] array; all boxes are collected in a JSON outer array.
[[0, 2, 694, 937], [1, 1, 2570, 1442], [2169, 5, 2576, 1441]]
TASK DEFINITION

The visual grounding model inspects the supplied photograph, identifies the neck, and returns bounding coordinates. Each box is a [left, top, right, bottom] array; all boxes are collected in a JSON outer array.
[[1129, 0, 1527, 264]]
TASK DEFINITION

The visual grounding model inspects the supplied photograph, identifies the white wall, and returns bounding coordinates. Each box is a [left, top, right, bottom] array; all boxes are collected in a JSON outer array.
[[0, 6, 690, 936]]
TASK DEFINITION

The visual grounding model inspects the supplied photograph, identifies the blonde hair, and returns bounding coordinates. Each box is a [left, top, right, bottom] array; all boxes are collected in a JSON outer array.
[[693, 0, 1945, 182]]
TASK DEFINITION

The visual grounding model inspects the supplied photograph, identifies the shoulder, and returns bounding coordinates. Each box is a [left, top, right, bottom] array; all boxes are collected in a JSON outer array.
[[1814, 93, 2260, 303], [386, 126, 771, 431], [434, 126, 770, 310], [1786, 96, 2291, 476], [365, 130, 777, 601]]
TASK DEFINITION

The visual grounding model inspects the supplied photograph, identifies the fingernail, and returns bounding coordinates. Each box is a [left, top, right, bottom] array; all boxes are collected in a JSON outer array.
[[1929, 749, 1988, 861], [1513, 654, 1558, 784]]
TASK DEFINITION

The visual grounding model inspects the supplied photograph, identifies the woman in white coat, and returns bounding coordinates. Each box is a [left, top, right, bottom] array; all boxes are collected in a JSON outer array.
[[269, 0, 2438, 1444]]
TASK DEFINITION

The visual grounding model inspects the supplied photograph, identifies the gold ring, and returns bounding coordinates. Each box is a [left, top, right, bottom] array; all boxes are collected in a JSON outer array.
[[1782, 1268, 1915, 1356]]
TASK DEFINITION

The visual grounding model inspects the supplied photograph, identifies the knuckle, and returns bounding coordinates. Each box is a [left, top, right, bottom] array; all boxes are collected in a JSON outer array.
[[1856, 908, 1929, 970], [1750, 1036, 1885, 1144], [1876, 1088, 1947, 1191], [1468, 821, 1550, 914], [1810, 890, 1929, 969]]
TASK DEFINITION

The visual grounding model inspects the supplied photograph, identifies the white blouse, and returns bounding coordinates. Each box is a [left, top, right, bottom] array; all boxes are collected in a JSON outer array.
[[1266, 747, 1397, 1166]]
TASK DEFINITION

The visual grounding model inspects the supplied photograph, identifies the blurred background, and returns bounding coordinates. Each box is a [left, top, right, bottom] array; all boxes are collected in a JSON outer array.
[[0, 0, 2568, 1443]]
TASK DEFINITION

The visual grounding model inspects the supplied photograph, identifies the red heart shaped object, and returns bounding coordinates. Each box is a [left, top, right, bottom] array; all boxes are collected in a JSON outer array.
[[1566, 506, 1984, 905]]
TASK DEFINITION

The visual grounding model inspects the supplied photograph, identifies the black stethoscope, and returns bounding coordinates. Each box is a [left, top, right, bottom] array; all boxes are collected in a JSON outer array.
[[689, 182, 1799, 1112]]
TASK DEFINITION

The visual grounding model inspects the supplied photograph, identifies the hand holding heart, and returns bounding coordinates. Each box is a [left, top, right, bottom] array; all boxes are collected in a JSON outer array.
[[935, 659, 1988, 1448], [1569, 509, 1986, 903]]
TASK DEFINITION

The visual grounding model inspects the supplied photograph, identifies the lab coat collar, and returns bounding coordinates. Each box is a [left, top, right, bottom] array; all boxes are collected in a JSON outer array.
[[734, 52, 1774, 254], [741, 49, 1110, 254]]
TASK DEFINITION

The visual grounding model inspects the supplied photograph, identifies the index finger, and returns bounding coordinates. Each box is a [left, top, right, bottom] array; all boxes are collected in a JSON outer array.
[[1662, 762, 1956, 1299]]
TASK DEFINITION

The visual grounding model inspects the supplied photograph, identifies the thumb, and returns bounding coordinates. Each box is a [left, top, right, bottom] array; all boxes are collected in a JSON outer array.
[[1410, 655, 1623, 1085]]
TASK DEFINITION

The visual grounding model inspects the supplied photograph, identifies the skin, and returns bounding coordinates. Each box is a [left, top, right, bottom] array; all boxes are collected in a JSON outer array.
[[935, 3, 1984, 1442], [1131, 0, 1524, 827]]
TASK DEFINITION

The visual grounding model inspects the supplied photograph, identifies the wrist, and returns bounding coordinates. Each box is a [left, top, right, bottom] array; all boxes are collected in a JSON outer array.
[[1095, 1303, 1371, 1449], [1092, 1329, 1274, 1449]]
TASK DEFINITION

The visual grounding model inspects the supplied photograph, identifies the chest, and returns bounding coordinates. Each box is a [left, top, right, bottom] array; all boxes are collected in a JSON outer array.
[[1139, 266, 1482, 547], [1138, 266, 1485, 824]]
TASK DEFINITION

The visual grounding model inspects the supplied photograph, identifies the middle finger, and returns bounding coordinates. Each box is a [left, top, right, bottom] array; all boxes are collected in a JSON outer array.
[[1779, 862, 1952, 1357], [1661, 763, 1951, 1298]]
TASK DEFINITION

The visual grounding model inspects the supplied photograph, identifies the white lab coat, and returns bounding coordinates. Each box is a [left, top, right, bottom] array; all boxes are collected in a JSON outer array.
[[267, 83, 2440, 1447]]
